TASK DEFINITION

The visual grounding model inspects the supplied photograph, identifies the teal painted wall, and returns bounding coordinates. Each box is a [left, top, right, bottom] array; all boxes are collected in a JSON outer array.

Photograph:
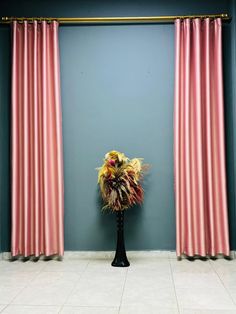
[[0, 0, 234, 252], [0, 26, 11, 252]]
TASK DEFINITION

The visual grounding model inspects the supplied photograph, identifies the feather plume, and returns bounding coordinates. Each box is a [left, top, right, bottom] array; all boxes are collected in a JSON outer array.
[[97, 151, 148, 211]]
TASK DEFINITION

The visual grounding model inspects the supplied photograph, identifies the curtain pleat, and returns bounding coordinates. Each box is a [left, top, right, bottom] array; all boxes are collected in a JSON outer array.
[[11, 21, 64, 257], [174, 18, 229, 257]]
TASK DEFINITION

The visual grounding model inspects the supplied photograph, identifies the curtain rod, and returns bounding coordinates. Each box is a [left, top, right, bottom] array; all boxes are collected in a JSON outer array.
[[0, 13, 231, 25]]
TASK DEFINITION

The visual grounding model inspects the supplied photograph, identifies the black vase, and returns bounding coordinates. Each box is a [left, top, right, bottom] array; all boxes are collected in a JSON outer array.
[[111, 211, 130, 267]]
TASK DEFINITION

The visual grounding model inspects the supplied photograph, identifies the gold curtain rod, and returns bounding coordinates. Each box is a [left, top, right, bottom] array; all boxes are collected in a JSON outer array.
[[0, 13, 231, 24]]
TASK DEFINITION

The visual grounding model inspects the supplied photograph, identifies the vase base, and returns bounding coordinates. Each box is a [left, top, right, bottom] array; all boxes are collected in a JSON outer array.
[[111, 259, 130, 267]]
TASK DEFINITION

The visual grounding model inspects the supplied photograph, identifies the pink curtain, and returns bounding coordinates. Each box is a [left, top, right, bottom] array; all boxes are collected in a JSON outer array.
[[174, 18, 230, 257], [11, 21, 64, 257]]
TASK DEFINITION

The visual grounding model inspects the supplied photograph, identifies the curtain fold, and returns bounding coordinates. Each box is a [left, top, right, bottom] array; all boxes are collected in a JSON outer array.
[[174, 18, 229, 257], [11, 20, 64, 257]]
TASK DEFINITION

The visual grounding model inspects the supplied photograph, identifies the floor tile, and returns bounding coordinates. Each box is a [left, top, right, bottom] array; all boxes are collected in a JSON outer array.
[[43, 260, 89, 272], [0, 271, 38, 286], [60, 306, 119, 313], [122, 271, 177, 309], [218, 273, 236, 289], [126, 269, 173, 288], [119, 305, 179, 314], [227, 289, 236, 303], [170, 260, 213, 274], [1, 255, 236, 312], [0, 305, 7, 312], [173, 272, 224, 289], [176, 287, 236, 310], [1, 305, 61, 313], [0, 285, 25, 304], [180, 310, 236, 314], [0, 260, 46, 272], [66, 272, 126, 307], [127, 257, 171, 273], [210, 260, 236, 275], [86, 259, 127, 273], [12, 283, 74, 306], [122, 285, 177, 308], [30, 271, 81, 286]]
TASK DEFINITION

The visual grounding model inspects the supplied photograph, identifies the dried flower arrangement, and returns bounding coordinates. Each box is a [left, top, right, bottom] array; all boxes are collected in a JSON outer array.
[[97, 150, 148, 211]]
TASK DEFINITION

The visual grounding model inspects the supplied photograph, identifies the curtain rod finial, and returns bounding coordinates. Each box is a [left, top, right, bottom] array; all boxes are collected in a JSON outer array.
[[221, 13, 229, 19]]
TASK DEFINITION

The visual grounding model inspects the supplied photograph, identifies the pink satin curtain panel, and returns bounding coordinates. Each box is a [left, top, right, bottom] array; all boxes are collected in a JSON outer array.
[[174, 18, 230, 257], [11, 21, 64, 257]]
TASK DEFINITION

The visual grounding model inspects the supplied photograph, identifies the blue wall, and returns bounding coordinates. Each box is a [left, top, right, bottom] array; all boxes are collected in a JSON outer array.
[[0, 25, 11, 252], [0, 0, 234, 252]]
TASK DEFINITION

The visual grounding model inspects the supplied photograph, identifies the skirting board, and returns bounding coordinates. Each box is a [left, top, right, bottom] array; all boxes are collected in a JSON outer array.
[[0, 250, 235, 261]]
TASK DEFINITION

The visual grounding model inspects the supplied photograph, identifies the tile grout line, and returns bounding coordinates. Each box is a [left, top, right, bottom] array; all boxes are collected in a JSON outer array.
[[0, 305, 63, 313], [210, 261, 236, 307], [7, 263, 42, 307], [59, 305, 120, 308], [58, 259, 91, 313], [2, 304, 119, 308], [169, 257, 181, 314], [118, 268, 128, 314], [5, 256, 236, 313], [7, 284, 28, 306], [0, 305, 8, 313], [3, 259, 88, 311]]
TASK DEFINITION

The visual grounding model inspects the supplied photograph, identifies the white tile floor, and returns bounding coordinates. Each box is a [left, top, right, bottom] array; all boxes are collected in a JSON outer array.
[[0, 254, 236, 313]]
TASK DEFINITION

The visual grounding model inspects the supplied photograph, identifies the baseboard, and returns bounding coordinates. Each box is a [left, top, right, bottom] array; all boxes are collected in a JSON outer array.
[[0, 250, 175, 261], [64, 250, 176, 259], [230, 250, 236, 259], [0, 252, 11, 260], [0, 250, 234, 261]]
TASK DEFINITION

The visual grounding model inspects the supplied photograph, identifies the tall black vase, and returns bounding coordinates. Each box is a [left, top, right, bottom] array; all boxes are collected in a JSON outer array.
[[111, 211, 130, 267]]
